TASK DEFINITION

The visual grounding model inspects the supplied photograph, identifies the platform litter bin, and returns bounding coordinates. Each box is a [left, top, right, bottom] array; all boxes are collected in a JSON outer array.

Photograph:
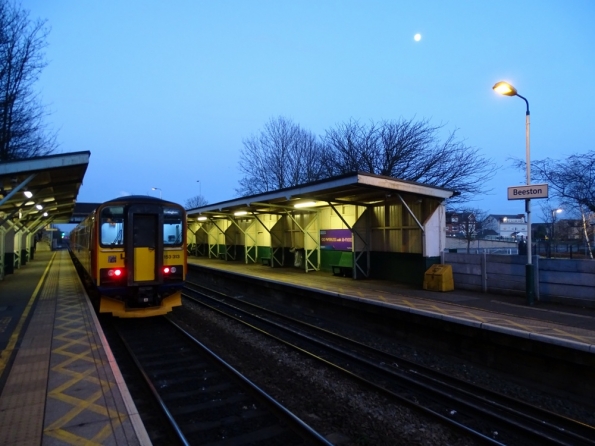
[[423, 264, 454, 292]]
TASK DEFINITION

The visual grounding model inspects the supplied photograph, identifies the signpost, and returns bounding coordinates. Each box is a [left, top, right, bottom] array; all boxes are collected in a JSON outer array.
[[507, 183, 548, 201]]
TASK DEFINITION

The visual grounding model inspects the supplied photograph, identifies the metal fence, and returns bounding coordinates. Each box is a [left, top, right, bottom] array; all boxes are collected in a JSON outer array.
[[446, 239, 594, 259]]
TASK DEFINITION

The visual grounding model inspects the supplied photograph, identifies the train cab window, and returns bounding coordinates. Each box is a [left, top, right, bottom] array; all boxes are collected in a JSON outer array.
[[100, 206, 125, 246], [163, 207, 183, 246]]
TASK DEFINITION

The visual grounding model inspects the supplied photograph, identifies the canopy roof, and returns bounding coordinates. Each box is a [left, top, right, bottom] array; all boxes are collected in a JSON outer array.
[[187, 172, 455, 218], [0, 151, 91, 227]]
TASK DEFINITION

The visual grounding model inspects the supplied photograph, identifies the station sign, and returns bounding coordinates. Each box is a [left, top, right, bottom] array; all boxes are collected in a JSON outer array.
[[507, 183, 548, 200]]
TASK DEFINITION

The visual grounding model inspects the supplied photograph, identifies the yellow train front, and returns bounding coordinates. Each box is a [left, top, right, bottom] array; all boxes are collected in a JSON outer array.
[[70, 196, 186, 318]]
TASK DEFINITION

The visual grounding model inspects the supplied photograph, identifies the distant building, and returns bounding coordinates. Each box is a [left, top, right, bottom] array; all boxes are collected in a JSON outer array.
[[482, 214, 527, 239], [446, 211, 476, 237]]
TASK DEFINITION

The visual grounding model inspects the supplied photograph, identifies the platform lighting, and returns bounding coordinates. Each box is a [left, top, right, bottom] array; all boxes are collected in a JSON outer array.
[[35, 204, 43, 210], [24, 190, 33, 198], [197, 216, 207, 221], [294, 201, 316, 208], [43, 212, 48, 217], [234, 211, 248, 216], [151, 187, 162, 199], [493, 80, 533, 305]]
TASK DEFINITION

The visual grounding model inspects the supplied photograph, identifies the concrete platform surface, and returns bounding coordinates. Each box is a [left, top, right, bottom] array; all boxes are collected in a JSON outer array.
[[0, 250, 150, 446]]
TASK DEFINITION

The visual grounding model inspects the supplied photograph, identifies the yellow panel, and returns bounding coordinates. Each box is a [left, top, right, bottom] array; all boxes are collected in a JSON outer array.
[[134, 247, 155, 281], [100, 292, 182, 318]]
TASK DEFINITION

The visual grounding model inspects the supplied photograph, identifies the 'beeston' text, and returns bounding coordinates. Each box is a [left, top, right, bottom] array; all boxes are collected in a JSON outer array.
[[513, 187, 543, 196]]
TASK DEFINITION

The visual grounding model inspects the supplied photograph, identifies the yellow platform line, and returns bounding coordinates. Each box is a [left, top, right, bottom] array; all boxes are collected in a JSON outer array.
[[0, 253, 56, 379]]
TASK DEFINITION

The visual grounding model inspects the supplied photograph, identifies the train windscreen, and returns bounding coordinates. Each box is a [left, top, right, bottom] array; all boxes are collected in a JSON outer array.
[[163, 207, 183, 246], [100, 206, 124, 246]]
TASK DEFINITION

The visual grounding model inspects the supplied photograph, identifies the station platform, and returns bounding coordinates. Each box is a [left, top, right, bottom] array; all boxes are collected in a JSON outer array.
[[187, 256, 595, 354], [0, 250, 149, 446]]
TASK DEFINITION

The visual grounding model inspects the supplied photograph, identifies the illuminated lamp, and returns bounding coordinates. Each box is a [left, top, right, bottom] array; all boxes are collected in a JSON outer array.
[[294, 201, 316, 208]]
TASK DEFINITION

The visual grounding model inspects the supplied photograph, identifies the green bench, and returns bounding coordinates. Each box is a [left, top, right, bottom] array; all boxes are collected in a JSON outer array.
[[331, 252, 353, 277]]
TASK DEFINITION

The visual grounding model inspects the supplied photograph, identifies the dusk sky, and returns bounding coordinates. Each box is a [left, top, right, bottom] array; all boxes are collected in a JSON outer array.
[[22, 1, 595, 222]]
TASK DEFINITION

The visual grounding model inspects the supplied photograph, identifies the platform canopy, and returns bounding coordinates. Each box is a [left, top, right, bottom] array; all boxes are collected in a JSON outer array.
[[0, 151, 91, 227], [187, 171, 455, 218]]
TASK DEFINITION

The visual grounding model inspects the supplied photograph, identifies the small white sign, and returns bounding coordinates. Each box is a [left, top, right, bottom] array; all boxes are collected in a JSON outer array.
[[507, 183, 549, 200]]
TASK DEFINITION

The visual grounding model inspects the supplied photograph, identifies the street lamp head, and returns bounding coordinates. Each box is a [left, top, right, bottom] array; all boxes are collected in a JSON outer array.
[[493, 81, 518, 97]]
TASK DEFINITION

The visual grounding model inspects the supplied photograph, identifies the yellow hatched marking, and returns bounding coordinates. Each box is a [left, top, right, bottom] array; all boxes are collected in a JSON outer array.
[[551, 327, 592, 343], [401, 299, 592, 343], [43, 287, 127, 445], [0, 253, 55, 378], [45, 343, 126, 445], [48, 388, 112, 424], [0, 316, 11, 333], [45, 431, 103, 446]]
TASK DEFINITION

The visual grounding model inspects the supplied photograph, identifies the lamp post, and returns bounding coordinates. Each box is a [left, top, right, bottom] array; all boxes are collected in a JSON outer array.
[[493, 81, 534, 305], [152, 187, 162, 199]]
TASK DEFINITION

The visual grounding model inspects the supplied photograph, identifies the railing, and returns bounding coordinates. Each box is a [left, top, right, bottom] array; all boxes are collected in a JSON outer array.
[[446, 237, 594, 259], [533, 240, 593, 259]]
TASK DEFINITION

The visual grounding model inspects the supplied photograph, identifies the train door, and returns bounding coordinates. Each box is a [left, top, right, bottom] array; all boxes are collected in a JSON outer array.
[[126, 205, 163, 285]]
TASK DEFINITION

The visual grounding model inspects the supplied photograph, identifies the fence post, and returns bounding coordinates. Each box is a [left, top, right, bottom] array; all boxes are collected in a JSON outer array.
[[533, 254, 540, 301], [481, 252, 487, 293]]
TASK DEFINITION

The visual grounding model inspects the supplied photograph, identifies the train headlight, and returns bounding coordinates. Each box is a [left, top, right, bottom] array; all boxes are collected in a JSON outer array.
[[163, 267, 170, 274], [163, 266, 177, 274]]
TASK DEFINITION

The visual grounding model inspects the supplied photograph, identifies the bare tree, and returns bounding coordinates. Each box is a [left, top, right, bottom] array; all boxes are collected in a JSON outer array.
[[184, 195, 208, 210], [513, 152, 595, 213], [450, 207, 488, 253], [512, 151, 595, 258], [322, 119, 381, 175], [0, 0, 55, 161], [236, 116, 328, 196], [323, 118, 497, 203]]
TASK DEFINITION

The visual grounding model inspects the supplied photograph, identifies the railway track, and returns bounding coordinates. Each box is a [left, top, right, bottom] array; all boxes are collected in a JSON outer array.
[[183, 280, 595, 446], [112, 316, 331, 445]]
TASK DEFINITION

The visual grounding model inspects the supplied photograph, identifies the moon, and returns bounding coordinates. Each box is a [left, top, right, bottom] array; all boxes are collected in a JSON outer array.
[[414, 33, 422, 42]]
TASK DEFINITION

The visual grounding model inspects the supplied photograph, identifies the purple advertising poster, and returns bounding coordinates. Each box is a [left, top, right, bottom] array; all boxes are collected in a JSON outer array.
[[320, 229, 352, 250]]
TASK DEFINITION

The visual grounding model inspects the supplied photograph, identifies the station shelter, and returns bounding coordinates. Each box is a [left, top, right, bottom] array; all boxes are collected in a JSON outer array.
[[186, 172, 455, 285], [0, 152, 90, 279]]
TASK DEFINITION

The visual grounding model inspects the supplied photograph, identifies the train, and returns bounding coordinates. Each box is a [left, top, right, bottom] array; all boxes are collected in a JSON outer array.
[[69, 195, 187, 317]]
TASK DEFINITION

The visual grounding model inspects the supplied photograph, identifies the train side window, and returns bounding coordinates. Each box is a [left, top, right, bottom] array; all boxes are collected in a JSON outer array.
[[100, 206, 125, 246], [163, 207, 183, 246]]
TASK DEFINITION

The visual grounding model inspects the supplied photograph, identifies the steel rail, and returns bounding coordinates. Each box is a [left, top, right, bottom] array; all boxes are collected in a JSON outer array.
[[114, 316, 331, 446], [183, 281, 595, 446]]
